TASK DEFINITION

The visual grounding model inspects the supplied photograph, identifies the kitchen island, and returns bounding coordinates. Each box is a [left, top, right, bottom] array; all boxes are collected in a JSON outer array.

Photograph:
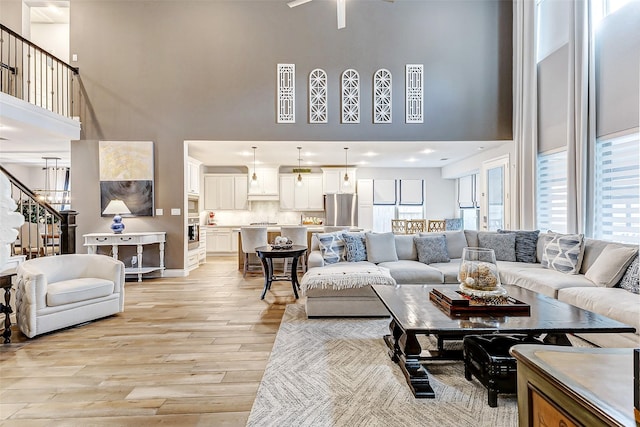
[[231, 225, 360, 271]]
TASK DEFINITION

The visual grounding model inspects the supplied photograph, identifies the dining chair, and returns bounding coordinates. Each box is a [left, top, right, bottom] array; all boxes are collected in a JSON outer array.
[[280, 225, 308, 273], [240, 227, 268, 278]]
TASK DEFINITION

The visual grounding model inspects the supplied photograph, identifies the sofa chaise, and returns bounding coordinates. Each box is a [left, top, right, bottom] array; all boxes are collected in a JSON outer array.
[[301, 229, 639, 348]]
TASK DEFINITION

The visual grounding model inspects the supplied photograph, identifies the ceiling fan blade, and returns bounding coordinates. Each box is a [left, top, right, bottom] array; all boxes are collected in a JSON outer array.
[[288, 0, 312, 8], [337, 0, 346, 29]]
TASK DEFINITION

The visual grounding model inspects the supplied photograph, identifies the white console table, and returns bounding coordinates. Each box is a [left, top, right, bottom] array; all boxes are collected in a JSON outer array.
[[83, 232, 166, 282]]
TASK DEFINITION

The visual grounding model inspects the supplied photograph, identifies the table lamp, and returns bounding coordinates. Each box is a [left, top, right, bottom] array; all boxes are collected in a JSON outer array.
[[103, 199, 131, 234]]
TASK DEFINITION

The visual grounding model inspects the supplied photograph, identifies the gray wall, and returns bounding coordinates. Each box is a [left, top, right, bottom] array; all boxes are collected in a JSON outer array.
[[69, 0, 513, 269]]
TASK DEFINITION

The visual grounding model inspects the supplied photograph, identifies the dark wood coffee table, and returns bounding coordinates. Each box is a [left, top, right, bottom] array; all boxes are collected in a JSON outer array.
[[371, 284, 636, 398]]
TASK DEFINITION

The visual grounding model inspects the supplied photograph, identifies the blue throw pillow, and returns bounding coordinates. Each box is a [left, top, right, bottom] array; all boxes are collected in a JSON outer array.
[[342, 232, 367, 262], [498, 229, 540, 263], [414, 234, 450, 264]]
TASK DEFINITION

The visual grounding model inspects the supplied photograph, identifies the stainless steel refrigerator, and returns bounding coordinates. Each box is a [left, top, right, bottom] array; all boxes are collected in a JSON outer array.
[[324, 193, 358, 226]]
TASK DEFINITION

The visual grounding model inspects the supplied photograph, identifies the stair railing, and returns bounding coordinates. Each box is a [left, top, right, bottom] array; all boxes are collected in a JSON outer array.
[[1, 165, 77, 258], [0, 23, 79, 118]]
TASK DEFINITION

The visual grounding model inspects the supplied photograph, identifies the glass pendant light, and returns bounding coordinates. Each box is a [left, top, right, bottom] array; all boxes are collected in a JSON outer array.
[[343, 147, 350, 187], [296, 146, 303, 187], [251, 146, 258, 186]]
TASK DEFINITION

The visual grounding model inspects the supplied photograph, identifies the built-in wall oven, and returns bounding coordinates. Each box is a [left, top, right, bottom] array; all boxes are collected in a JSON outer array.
[[187, 219, 200, 250]]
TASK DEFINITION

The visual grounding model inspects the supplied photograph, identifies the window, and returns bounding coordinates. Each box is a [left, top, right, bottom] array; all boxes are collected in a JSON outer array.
[[592, 0, 635, 26], [537, 150, 568, 233], [593, 132, 640, 243], [458, 174, 479, 230]]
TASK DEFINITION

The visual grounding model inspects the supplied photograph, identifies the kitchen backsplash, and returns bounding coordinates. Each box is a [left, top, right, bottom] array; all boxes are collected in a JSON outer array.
[[200, 201, 323, 226]]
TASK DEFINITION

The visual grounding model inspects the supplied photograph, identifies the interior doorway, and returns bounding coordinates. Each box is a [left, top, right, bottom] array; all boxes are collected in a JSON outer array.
[[481, 155, 510, 231]]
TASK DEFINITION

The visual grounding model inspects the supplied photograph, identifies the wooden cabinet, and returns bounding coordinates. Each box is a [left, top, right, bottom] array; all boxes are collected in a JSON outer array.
[[280, 174, 324, 211], [186, 158, 201, 195], [512, 345, 637, 427], [322, 168, 356, 194], [204, 174, 247, 211]]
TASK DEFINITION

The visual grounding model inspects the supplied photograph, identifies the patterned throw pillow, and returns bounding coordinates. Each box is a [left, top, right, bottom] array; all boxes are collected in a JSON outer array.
[[478, 232, 516, 262], [619, 255, 639, 294], [498, 229, 540, 263], [414, 234, 450, 264], [541, 233, 584, 274], [445, 218, 463, 231], [342, 232, 367, 262], [316, 231, 346, 264]]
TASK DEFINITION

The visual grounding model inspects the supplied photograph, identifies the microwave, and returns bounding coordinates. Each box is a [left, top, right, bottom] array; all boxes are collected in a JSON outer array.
[[187, 196, 199, 216]]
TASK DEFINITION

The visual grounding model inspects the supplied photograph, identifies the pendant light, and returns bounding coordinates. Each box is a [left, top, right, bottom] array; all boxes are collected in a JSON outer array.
[[251, 146, 258, 186], [296, 146, 303, 187], [343, 147, 350, 187]]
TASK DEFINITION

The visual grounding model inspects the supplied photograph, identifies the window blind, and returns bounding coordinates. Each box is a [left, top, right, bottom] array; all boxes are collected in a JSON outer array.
[[458, 174, 477, 208], [536, 150, 567, 233], [594, 132, 640, 243]]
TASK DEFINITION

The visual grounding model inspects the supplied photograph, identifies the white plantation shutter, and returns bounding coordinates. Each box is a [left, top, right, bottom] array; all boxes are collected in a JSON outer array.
[[537, 150, 568, 233], [594, 132, 640, 243]]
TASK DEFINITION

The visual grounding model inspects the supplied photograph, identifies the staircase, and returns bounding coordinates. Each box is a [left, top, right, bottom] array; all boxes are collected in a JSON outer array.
[[1, 165, 77, 263]]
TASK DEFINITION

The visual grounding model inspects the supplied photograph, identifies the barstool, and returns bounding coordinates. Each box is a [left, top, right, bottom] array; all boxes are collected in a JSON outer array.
[[280, 226, 308, 273], [240, 227, 268, 278]]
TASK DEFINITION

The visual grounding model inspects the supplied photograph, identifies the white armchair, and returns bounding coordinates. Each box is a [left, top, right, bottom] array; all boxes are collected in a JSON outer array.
[[16, 254, 125, 338]]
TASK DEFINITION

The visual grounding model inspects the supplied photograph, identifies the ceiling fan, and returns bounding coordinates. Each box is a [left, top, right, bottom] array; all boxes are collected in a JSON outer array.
[[288, 0, 347, 29]]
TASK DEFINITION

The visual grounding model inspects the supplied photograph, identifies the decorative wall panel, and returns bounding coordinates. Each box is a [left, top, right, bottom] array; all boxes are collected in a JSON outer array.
[[341, 69, 360, 123], [277, 64, 295, 123], [405, 64, 423, 123], [309, 68, 328, 123], [373, 69, 392, 123]]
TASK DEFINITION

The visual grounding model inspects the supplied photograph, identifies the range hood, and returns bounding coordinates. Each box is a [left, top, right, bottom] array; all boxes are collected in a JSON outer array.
[[247, 166, 279, 201]]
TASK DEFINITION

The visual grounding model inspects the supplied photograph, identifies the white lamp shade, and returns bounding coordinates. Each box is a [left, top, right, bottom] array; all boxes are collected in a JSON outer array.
[[103, 199, 131, 215]]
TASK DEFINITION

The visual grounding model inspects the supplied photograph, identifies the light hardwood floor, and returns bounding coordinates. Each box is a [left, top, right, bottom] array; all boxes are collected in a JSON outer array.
[[0, 256, 301, 426]]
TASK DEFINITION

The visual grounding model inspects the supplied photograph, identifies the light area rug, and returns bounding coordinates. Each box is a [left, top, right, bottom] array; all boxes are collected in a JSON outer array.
[[247, 304, 518, 427]]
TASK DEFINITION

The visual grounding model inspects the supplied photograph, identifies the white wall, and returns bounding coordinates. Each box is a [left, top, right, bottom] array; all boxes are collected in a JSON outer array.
[[357, 167, 457, 220], [30, 23, 69, 61]]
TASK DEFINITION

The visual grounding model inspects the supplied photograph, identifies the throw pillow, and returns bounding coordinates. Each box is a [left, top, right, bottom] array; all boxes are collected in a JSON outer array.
[[445, 218, 463, 231], [498, 229, 540, 263], [478, 232, 516, 262], [414, 234, 450, 264], [585, 244, 638, 287], [619, 255, 639, 294], [365, 232, 399, 263], [541, 233, 585, 274], [342, 232, 367, 262], [316, 231, 346, 264], [443, 230, 468, 259]]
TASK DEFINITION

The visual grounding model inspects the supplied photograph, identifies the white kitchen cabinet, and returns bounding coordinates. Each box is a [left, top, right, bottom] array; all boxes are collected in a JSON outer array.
[[204, 174, 247, 211], [206, 227, 233, 253], [279, 175, 295, 210], [234, 175, 248, 210], [280, 174, 324, 211], [187, 158, 201, 195], [322, 168, 356, 194], [248, 167, 279, 199]]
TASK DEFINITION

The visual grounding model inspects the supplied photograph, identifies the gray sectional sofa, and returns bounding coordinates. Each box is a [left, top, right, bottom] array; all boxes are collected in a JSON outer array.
[[301, 230, 639, 348]]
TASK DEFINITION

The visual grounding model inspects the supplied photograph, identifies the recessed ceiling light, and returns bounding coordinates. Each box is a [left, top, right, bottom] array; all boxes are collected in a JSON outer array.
[[421, 148, 434, 154], [406, 157, 419, 163], [363, 151, 378, 157], [478, 146, 485, 151]]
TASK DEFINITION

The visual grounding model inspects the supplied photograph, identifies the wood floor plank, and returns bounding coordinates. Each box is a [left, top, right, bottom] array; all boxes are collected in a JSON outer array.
[[0, 256, 296, 425]]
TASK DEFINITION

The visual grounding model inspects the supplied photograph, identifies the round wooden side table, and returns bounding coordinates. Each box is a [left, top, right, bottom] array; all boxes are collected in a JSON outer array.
[[255, 245, 307, 300]]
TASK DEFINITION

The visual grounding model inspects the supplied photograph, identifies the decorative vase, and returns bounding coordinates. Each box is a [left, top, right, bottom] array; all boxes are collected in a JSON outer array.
[[110, 214, 125, 234], [458, 247, 506, 298]]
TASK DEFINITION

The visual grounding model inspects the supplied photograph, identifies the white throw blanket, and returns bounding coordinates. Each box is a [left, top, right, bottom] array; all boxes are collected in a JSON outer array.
[[300, 262, 396, 293]]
